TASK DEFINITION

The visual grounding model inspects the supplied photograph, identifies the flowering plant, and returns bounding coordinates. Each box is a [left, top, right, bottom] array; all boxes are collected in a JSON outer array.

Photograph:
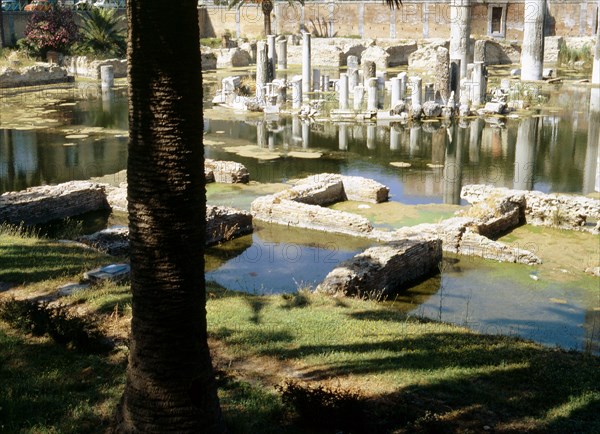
[[22, 6, 79, 58]]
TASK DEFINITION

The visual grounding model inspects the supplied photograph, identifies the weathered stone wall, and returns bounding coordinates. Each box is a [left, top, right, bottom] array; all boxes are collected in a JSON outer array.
[[317, 239, 442, 297], [205, 159, 250, 184], [0, 181, 110, 225], [62, 56, 127, 80], [78, 205, 253, 255], [205, 205, 254, 245], [0, 64, 71, 88], [461, 184, 600, 233], [251, 195, 374, 236], [198, 1, 599, 40]]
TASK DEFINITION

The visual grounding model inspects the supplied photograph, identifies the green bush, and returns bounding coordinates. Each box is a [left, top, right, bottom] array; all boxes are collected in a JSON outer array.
[[0, 298, 111, 353], [276, 380, 365, 432], [74, 7, 126, 58]]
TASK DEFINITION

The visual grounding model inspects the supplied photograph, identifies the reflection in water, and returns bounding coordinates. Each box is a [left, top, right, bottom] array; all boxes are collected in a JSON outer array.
[[0, 87, 129, 194], [202, 113, 596, 205], [584, 88, 600, 194], [513, 116, 538, 190], [2, 83, 598, 354]]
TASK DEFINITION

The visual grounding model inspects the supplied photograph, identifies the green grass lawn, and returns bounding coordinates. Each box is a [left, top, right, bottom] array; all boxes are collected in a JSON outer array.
[[1, 229, 599, 433]]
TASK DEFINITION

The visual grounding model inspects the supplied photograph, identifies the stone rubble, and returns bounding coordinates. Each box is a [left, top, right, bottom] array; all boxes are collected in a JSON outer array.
[[78, 205, 253, 256], [461, 185, 600, 233], [0, 181, 110, 225], [316, 239, 442, 297], [205, 159, 250, 184]]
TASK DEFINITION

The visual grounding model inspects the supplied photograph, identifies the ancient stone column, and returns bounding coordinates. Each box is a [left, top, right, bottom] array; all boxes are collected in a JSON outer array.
[[339, 124, 349, 150], [409, 125, 421, 156], [376, 73, 386, 108], [521, 0, 545, 81], [367, 125, 376, 150], [256, 41, 268, 100], [390, 125, 400, 150], [474, 40, 487, 63], [273, 78, 287, 104], [313, 69, 321, 92], [322, 75, 330, 92], [349, 69, 360, 92], [472, 61, 486, 106], [469, 117, 483, 163], [302, 121, 310, 148], [410, 76, 422, 106], [443, 125, 465, 205], [257, 121, 267, 148], [362, 61, 376, 86], [354, 85, 365, 111], [449, 0, 471, 79], [398, 72, 408, 100], [292, 116, 301, 144], [434, 47, 450, 103], [101, 65, 114, 90], [347, 55, 359, 70], [391, 77, 401, 108], [277, 39, 287, 70], [267, 34, 277, 81], [367, 78, 378, 111], [513, 117, 538, 190], [290, 76, 302, 109], [302, 32, 311, 95], [339, 73, 349, 110], [593, 12, 600, 84], [583, 90, 600, 193]]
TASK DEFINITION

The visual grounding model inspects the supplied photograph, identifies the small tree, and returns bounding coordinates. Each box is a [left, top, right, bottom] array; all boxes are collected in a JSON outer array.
[[21, 6, 79, 58], [77, 8, 126, 58]]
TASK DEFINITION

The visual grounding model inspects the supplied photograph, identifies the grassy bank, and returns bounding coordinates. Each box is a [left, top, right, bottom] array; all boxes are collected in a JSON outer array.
[[1, 229, 599, 433]]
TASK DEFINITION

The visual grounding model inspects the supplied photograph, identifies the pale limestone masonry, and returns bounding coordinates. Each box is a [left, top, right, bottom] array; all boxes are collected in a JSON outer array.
[[461, 185, 600, 233], [316, 239, 442, 297], [0, 181, 110, 225], [251, 195, 374, 237], [0, 64, 71, 88], [205, 205, 254, 245], [378, 216, 541, 265], [294, 174, 390, 204], [250, 173, 389, 236], [62, 56, 126, 80], [205, 159, 250, 184], [78, 205, 253, 256]]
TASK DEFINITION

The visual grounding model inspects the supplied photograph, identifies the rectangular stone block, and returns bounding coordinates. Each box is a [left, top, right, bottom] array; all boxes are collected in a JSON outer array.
[[317, 239, 442, 297]]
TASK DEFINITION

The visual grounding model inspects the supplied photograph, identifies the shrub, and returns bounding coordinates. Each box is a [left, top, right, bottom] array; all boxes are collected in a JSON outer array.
[[74, 8, 126, 58], [0, 298, 111, 353], [21, 6, 79, 58], [276, 380, 365, 432]]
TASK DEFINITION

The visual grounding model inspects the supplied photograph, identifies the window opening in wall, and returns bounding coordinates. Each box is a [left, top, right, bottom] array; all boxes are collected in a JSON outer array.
[[487, 4, 506, 38], [491, 7, 503, 34]]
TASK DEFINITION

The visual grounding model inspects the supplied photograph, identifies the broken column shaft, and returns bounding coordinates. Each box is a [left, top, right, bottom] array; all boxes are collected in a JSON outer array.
[[521, 0, 545, 81]]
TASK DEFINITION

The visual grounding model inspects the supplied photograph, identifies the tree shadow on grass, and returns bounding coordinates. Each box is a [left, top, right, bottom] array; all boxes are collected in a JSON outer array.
[[265, 330, 600, 433], [0, 326, 125, 433], [0, 240, 110, 284]]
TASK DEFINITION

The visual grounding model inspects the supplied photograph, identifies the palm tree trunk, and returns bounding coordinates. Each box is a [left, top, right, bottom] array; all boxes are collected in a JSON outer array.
[[261, 0, 273, 36], [112, 0, 226, 432]]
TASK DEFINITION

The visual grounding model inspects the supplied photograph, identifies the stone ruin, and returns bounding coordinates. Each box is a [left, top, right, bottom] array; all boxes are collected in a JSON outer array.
[[250, 173, 389, 237], [78, 205, 253, 256], [461, 185, 600, 234], [317, 239, 442, 298]]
